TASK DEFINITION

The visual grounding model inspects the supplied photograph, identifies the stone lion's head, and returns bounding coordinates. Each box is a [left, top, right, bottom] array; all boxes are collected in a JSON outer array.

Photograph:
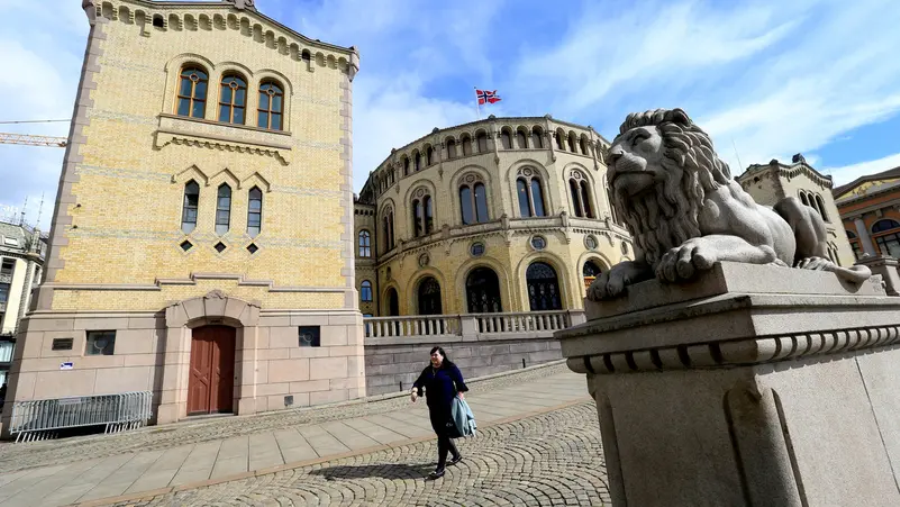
[[607, 108, 732, 266]]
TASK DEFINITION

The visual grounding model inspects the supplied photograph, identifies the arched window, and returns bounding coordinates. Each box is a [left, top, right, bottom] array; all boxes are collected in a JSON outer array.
[[386, 287, 399, 316], [872, 219, 900, 233], [516, 170, 547, 217], [516, 129, 528, 149], [414, 152, 421, 172], [176, 66, 208, 118], [500, 130, 512, 149], [799, 192, 809, 206], [403, 157, 410, 175], [815, 195, 829, 222], [215, 184, 231, 235], [526, 262, 562, 311], [462, 135, 473, 156], [411, 191, 434, 237], [360, 280, 373, 302], [583, 260, 603, 293], [247, 187, 262, 237], [568, 132, 577, 152], [417, 277, 443, 315], [218, 74, 247, 124], [580, 136, 589, 155], [381, 207, 395, 252], [358, 230, 371, 257], [181, 180, 200, 233], [476, 131, 489, 153], [569, 171, 594, 218], [556, 130, 565, 150], [426, 146, 434, 165], [532, 127, 544, 149], [466, 267, 502, 314], [447, 139, 457, 159], [459, 176, 488, 225], [257, 81, 284, 130]]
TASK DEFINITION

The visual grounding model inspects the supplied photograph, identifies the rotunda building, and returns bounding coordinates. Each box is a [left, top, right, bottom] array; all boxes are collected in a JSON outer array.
[[353, 115, 633, 317]]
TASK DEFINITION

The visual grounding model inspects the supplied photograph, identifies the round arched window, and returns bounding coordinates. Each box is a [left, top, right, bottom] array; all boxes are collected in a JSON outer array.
[[531, 236, 547, 250], [584, 235, 598, 250], [471, 242, 486, 257]]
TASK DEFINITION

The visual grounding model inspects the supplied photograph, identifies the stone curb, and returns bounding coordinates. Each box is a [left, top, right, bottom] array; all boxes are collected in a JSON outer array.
[[68, 394, 591, 507]]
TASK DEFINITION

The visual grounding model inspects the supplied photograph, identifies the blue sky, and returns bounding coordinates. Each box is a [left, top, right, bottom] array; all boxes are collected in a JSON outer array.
[[2, 0, 900, 229]]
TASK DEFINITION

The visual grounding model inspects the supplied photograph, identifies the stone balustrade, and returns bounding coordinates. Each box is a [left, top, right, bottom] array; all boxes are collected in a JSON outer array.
[[364, 310, 582, 341]]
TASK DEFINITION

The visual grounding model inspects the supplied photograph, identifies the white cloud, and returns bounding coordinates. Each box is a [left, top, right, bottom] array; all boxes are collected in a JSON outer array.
[[823, 152, 900, 187]]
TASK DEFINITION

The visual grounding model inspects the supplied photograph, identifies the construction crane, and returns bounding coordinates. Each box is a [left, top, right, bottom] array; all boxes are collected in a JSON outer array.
[[0, 119, 69, 148], [0, 132, 67, 148]]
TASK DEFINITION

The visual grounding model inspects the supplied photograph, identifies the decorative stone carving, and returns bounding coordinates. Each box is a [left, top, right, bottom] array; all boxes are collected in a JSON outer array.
[[223, 0, 257, 11], [418, 253, 429, 267], [589, 108, 870, 301], [205, 289, 227, 300]]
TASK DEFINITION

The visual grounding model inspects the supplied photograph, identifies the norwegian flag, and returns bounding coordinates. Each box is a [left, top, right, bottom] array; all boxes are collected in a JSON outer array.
[[476, 89, 501, 105]]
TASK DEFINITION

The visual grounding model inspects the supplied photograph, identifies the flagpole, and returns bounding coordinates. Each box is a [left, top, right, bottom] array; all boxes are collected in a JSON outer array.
[[474, 87, 482, 120]]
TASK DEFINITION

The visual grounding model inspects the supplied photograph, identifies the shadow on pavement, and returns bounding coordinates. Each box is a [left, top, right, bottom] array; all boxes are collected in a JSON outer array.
[[310, 463, 434, 481]]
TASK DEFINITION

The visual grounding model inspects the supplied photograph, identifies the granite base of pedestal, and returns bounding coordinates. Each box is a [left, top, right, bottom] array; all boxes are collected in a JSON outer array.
[[557, 262, 900, 507]]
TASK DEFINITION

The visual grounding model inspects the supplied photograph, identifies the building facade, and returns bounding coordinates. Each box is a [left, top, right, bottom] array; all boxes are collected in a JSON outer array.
[[2, 0, 363, 433], [0, 222, 46, 388], [354, 115, 633, 318], [737, 154, 856, 268], [832, 166, 900, 261]]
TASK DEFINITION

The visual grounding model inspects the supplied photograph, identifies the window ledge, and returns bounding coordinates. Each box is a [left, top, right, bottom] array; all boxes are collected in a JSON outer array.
[[156, 114, 292, 166]]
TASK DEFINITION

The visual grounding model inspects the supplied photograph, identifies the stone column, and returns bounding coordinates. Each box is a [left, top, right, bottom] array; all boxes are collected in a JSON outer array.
[[557, 262, 900, 507], [855, 217, 877, 256]]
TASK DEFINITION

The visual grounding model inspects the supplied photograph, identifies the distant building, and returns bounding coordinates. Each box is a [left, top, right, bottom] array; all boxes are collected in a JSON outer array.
[[0, 221, 46, 387], [832, 165, 900, 260], [737, 154, 856, 268]]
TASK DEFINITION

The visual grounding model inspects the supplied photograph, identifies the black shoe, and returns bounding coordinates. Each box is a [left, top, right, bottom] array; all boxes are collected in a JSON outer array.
[[428, 469, 445, 480], [448, 455, 463, 466]]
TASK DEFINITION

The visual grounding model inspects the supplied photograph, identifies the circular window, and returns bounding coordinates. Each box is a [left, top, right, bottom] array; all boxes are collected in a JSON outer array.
[[531, 235, 547, 250], [621, 242, 629, 255], [418, 253, 430, 267], [584, 235, 598, 250], [471, 242, 485, 257]]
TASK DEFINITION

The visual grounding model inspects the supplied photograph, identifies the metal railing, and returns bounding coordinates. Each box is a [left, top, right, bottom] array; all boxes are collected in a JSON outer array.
[[9, 391, 153, 443]]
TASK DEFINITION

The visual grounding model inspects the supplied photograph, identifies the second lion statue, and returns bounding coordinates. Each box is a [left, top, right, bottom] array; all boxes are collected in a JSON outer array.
[[588, 108, 871, 301]]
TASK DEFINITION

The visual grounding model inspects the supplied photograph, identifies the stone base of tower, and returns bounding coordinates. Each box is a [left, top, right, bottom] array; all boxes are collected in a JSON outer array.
[[1, 291, 365, 438]]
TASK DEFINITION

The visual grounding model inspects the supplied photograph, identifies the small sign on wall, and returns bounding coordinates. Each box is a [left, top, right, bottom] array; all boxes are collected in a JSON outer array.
[[60, 362, 74, 370]]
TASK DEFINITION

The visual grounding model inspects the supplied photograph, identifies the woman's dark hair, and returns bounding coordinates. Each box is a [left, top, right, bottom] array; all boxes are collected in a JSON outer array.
[[429, 346, 455, 368]]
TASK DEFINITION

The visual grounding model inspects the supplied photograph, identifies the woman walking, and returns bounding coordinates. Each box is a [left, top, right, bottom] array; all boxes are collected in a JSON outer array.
[[411, 346, 468, 479]]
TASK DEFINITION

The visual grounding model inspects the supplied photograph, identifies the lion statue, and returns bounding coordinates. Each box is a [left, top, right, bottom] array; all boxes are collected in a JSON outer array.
[[588, 108, 871, 301]]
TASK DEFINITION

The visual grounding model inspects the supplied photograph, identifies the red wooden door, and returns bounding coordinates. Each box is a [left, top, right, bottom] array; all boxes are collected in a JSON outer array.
[[188, 326, 235, 415]]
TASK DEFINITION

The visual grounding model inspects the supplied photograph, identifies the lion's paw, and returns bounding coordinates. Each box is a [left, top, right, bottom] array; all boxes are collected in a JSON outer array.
[[587, 270, 629, 301], [656, 240, 717, 283]]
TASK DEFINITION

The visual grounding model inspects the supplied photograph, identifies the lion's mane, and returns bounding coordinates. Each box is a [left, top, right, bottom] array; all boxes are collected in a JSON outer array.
[[610, 108, 733, 266]]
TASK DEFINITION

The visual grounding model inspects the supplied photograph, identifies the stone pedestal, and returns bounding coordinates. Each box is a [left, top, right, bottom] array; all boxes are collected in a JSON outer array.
[[856, 255, 900, 296], [557, 262, 900, 507]]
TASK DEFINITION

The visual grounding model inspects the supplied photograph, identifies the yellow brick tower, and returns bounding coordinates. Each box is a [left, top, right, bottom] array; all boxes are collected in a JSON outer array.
[[2, 0, 364, 431]]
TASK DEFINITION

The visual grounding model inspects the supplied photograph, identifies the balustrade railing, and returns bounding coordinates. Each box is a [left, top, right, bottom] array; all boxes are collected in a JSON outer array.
[[365, 315, 462, 338], [364, 310, 580, 339]]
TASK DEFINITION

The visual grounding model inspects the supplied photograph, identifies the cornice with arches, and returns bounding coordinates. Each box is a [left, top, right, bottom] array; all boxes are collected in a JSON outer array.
[[90, 1, 357, 78]]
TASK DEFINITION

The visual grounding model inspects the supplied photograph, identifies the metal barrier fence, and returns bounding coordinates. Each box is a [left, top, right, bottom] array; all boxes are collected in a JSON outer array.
[[9, 391, 153, 443]]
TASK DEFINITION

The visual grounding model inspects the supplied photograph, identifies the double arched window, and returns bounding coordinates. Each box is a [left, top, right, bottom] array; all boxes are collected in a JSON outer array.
[[568, 171, 594, 218], [257, 81, 284, 130], [381, 207, 395, 252], [218, 74, 247, 124], [358, 230, 372, 257], [516, 168, 546, 217], [459, 174, 489, 225], [177, 67, 208, 119], [411, 189, 434, 237]]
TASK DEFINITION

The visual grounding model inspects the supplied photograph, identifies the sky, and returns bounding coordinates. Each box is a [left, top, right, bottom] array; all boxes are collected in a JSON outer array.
[[2, 0, 900, 230]]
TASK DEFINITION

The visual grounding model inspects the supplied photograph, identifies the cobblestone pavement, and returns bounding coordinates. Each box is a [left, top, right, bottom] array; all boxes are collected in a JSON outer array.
[[109, 402, 610, 507], [0, 363, 570, 474]]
